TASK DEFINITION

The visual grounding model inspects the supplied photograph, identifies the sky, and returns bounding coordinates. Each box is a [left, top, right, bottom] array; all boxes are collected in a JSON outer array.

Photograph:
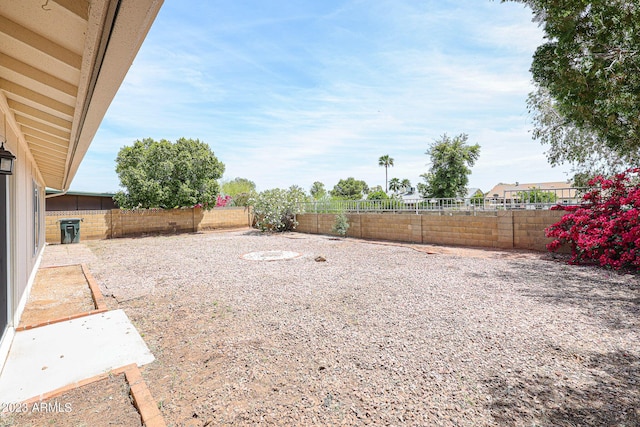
[[70, 0, 573, 194]]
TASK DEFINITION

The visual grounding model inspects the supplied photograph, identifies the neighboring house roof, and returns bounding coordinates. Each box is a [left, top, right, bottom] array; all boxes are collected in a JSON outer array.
[[399, 187, 484, 202], [0, 0, 163, 190], [465, 188, 483, 198], [399, 187, 421, 202], [46, 189, 116, 198], [486, 181, 571, 197]]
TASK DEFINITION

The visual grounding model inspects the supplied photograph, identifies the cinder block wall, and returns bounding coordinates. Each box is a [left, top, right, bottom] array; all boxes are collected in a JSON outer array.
[[198, 207, 253, 230], [45, 210, 112, 243], [512, 210, 565, 251], [296, 210, 567, 252], [115, 209, 194, 237], [46, 207, 251, 243]]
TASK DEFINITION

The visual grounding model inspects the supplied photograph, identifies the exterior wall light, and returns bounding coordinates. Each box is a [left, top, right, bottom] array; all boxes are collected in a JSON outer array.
[[0, 142, 16, 175]]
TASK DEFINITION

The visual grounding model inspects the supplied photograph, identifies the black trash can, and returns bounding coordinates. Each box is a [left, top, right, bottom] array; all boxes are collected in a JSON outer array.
[[59, 218, 82, 244]]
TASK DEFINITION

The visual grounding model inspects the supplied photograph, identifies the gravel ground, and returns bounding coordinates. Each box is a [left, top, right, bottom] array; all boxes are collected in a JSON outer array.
[[50, 230, 640, 425]]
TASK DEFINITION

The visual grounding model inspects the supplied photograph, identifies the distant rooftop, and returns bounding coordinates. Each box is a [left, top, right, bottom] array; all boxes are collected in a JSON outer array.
[[46, 189, 116, 198]]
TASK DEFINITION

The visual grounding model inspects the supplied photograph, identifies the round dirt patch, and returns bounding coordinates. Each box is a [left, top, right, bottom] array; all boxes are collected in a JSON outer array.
[[241, 250, 302, 261]]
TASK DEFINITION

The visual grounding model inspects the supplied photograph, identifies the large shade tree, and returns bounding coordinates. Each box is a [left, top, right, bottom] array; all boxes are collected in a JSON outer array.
[[310, 181, 327, 200], [114, 137, 224, 209], [330, 177, 369, 200], [378, 155, 394, 192], [527, 87, 639, 182], [506, 0, 640, 175], [221, 177, 256, 207], [418, 133, 480, 199]]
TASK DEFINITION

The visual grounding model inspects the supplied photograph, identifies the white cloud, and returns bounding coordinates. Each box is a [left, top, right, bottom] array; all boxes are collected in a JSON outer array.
[[71, 0, 568, 196]]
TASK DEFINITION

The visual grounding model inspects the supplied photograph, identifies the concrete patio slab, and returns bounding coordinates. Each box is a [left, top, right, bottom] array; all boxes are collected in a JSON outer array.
[[0, 309, 154, 403]]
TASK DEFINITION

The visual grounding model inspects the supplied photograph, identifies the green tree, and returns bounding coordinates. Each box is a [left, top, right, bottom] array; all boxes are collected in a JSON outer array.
[[527, 86, 639, 178], [114, 137, 224, 209], [332, 211, 350, 237], [310, 181, 327, 200], [516, 187, 557, 204], [378, 155, 394, 192], [221, 177, 256, 196], [506, 1, 640, 159], [330, 177, 369, 200], [221, 177, 256, 207], [470, 190, 485, 206], [418, 133, 480, 199], [367, 189, 389, 200], [388, 178, 401, 193]]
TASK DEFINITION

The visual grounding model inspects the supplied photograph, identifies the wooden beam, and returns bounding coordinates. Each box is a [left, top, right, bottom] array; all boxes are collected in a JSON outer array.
[[8, 100, 72, 130], [52, 0, 90, 21], [0, 15, 82, 70], [17, 116, 71, 140], [0, 79, 75, 118], [0, 52, 78, 97], [27, 144, 68, 162], [31, 154, 65, 169], [21, 126, 69, 148], [25, 135, 69, 155]]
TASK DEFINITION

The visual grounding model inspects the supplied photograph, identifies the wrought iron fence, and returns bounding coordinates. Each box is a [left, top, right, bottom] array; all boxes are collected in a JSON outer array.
[[301, 187, 588, 213]]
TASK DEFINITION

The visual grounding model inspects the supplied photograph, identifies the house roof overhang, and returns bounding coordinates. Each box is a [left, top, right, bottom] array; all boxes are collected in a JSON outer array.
[[0, 0, 163, 190]]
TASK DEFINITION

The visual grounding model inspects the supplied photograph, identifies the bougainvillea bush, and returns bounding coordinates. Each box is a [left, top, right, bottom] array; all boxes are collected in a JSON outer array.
[[193, 194, 232, 209], [215, 194, 232, 207], [545, 168, 640, 270]]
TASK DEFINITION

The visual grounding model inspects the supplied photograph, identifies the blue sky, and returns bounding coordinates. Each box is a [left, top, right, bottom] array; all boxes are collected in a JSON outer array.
[[71, 0, 572, 194]]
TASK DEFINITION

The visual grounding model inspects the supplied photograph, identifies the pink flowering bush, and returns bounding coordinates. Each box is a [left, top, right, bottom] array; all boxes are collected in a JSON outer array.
[[545, 168, 640, 270], [215, 194, 232, 207], [193, 194, 232, 209]]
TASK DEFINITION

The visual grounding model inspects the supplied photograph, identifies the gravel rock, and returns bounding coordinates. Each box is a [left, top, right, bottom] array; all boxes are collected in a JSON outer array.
[[52, 229, 640, 426]]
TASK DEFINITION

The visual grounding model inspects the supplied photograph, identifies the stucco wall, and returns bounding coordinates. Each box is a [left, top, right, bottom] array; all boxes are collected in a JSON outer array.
[[296, 210, 566, 252]]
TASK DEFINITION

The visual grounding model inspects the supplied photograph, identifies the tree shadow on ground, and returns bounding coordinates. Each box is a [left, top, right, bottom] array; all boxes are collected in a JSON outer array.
[[483, 260, 639, 425], [485, 349, 640, 426], [499, 259, 640, 331]]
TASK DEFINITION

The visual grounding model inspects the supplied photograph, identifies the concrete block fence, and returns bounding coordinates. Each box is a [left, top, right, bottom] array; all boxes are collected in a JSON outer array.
[[45, 207, 253, 244], [295, 210, 566, 252], [46, 206, 564, 252]]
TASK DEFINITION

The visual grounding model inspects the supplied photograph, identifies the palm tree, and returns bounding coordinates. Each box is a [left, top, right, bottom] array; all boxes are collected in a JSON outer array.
[[400, 178, 411, 193], [388, 178, 401, 193], [378, 155, 394, 192]]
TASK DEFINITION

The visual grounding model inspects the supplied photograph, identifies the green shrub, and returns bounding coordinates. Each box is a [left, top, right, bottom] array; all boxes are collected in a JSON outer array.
[[332, 211, 350, 237], [251, 186, 308, 232]]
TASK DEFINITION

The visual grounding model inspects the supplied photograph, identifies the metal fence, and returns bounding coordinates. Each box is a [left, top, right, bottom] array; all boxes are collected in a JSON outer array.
[[301, 187, 588, 214]]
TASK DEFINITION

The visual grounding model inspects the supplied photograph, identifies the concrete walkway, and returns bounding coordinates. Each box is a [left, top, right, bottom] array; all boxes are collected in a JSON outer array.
[[0, 309, 154, 403]]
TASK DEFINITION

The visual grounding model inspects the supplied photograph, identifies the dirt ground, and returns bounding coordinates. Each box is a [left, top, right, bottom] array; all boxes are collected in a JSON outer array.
[[7, 230, 640, 426], [18, 265, 95, 328], [2, 374, 141, 427]]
